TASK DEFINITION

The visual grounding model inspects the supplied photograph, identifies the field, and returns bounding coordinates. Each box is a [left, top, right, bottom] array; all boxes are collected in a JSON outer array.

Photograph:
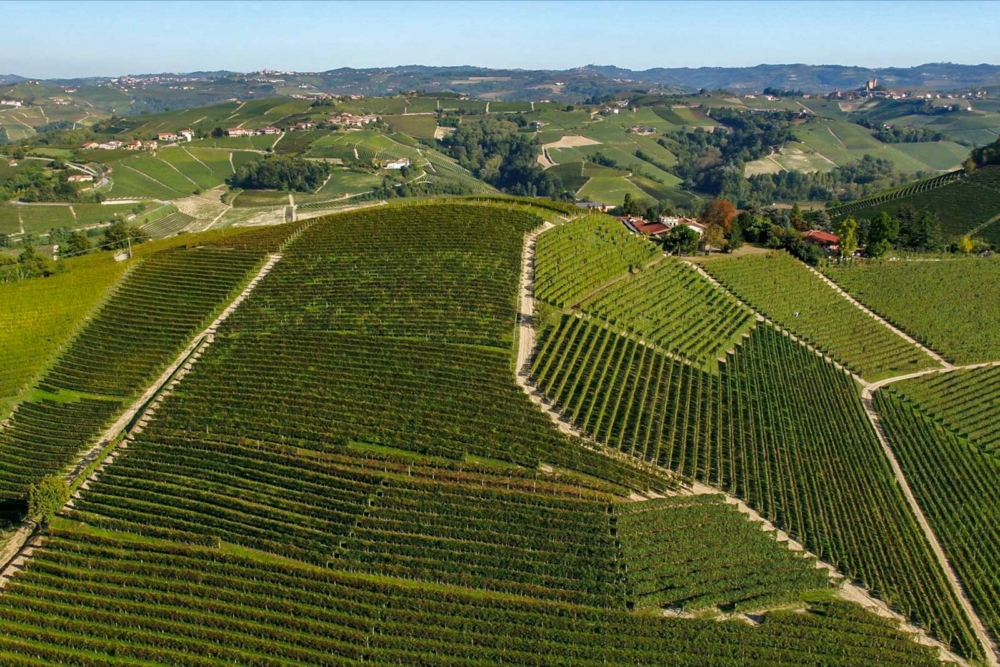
[[380, 114, 438, 138], [823, 258, 1000, 364], [829, 166, 1000, 244], [0, 252, 131, 418], [702, 251, 938, 379], [876, 388, 1000, 647], [534, 214, 659, 308], [577, 175, 653, 206], [530, 317, 979, 657]]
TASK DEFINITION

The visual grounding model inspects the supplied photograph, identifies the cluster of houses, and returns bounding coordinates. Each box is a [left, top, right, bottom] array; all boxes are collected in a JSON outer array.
[[226, 121, 315, 137], [157, 129, 195, 142], [0, 99, 23, 107], [67, 174, 93, 183], [82, 139, 159, 151], [329, 112, 378, 127], [627, 125, 657, 135], [384, 158, 411, 170]]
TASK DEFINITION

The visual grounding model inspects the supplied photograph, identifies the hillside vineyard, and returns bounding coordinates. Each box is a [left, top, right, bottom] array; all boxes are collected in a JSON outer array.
[[1, 201, 999, 665]]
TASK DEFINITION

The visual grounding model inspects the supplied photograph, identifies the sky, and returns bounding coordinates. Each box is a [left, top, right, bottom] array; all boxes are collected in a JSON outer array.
[[3, 0, 999, 78]]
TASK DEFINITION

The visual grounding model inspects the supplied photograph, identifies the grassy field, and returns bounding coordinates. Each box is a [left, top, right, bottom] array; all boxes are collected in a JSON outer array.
[[381, 114, 438, 138], [578, 175, 654, 206]]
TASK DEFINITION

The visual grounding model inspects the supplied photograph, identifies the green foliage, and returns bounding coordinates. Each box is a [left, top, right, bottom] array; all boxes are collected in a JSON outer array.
[[534, 215, 659, 308], [703, 251, 937, 378], [0, 243, 53, 282], [577, 258, 754, 368], [102, 220, 149, 251], [27, 474, 69, 523], [228, 155, 331, 192], [823, 258, 1000, 364]]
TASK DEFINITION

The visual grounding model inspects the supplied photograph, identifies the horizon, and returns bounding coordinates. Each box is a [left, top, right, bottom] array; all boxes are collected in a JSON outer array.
[[3, 0, 1000, 79]]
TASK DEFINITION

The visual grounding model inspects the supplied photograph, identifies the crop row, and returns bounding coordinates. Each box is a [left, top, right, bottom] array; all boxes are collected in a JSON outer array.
[[532, 316, 720, 479], [534, 215, 659, 308], [829, 170, 963, 217], [616, 495, 830, 612], [875, 389, 1000, 645], [530, 317, 980, 658], [40, 247, 265, 397], [578, 258, 755, 369], [702, 251, 936, 379], [823, 259, 1000, 365], [0, 526, 942, 666], [139, 211, 194, 239], [226, 204, 540, 349], [887, 366, 1000, 451]]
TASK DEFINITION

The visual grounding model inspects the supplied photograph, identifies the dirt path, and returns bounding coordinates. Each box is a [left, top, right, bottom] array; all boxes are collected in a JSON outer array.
[[806, 265, 950, 369], [514, 227, 968, 664], [156, 156, 201, 189], [182, 146, 213, 174], [826, 125, 847, 150], [121, 164, 182, 196], [860, 387, 998, 665], [0, 253, 283, 588]]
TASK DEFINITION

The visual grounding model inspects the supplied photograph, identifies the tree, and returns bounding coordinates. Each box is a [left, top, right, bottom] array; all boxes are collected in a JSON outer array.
[[621, 192, 642, 216], [703, 223, 726, 252], [836, 216, 858, 259], [662, 225, 699, 255], [700, 199, 737, 233], [103, 221, 148, 251], [958, 235, 975, 254], [211, 126, 225, 138], [869, 211, 899, 247], [790, 202, 807, 231], [65, 231, 91, 255], [28, 475, 69, 524]]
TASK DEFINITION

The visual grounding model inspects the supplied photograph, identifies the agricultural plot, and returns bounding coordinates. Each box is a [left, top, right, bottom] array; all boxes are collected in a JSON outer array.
[[794, 121, 933, 173], [534, 214, 659, 308], [230, 189, 289, 208], [893, 141, 970, 171], [885, 367, 1000, 452], [140, 211, 195, 238], [830, 166, 1000, 243], [108, 162, 185, 199], [381, 114, 437, 138], [529, 320, 979, 658], [71, 203, 146, 227], [157, 146, 227, 190], [546, 162, 589, 193], [823, 258, 1000, 364], [618, 495, 830, 612], [578, 175, 653, 206], [578, 258, 755, 369], [40, 247, 265, 398], [702, 251, 938, 379], [0, 251, 130, 417], [876, 389, 1000, 646], [183, 147, 235, 178], [0, 204, 21, 234], [0, 520, 942, 666], [13, 205, 75, 234]]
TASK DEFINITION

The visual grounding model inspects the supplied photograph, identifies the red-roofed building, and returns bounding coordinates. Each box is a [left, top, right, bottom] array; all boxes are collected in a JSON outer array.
[[619, 216, 670, 238], [803, 230, 839, 248]]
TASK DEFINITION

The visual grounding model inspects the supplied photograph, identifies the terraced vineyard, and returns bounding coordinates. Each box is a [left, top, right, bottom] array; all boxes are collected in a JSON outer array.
[[828, 170, 964, 218], [829, 166, 1000, 243], [578, 258, 755, 368], [0, 520, 943, 666], [618, 495, 830, 612], [534, 215, 659, 308], [885, 366, 1000, 452], [875, 389, 1000, 647], [823, 258, 1000, 364], [702, 251, 937, 379], [530, 318, 981, 658]]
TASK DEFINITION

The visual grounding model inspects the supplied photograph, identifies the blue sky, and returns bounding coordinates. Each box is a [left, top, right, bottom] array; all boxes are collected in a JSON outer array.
[[3, 1, 999, 78]]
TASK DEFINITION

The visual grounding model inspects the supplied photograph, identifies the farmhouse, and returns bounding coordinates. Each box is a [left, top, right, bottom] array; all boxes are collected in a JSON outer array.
[[620, 216, 671, 238], [803, 230, 839, 248], [144, 141, 158, 150], [385, 158, 411, 170], [81, 142, 99, 150], [67, 174, 93, 183], [178, 129, 194, 141], [7, 160, 17, 167], [261, 126, 281, 135], [661, 216, 706, 236], [125, 140, 142, 150], [0, 100, 22, 107], [575, 201, 613, 213], [627, 125, 657, 135], [330, 113, 377, 127], [292, 121, 315, 131], [226, 127, 254, 137], [157, 132, 178, 142]]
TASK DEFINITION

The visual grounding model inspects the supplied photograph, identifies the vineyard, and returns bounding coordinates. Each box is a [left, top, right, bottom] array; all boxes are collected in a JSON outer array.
[[828, 170, 964, 218], [534, 215, 659, 308], [140, 210, 195, 238], [823, 258, 1000, 364], [530, 319, 980, 657], [829, 166, 1000, 243], [0, 520, 942, 666], [0, 200, 993, 664], [885, 366, 1000, 452], [617, 495, 830, 612], [578, 258, 755, 369], [702, 251, 937, 379], [875, 389, 1000, 647]]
